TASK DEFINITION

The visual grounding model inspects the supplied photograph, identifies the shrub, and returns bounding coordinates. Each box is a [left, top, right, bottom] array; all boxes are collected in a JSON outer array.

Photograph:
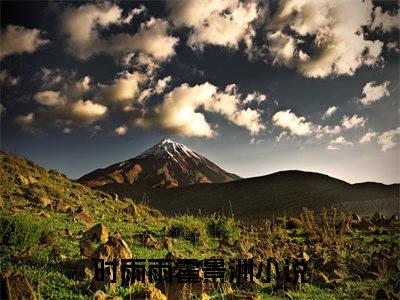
[[286, 217, 303, 229], [206, 214, 240, 239], [167, 216, 207, 244], [0, 213, 46, 252]]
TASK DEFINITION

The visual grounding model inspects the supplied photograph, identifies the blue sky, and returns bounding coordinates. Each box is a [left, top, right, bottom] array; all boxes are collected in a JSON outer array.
[[1, 0, 399, 183]]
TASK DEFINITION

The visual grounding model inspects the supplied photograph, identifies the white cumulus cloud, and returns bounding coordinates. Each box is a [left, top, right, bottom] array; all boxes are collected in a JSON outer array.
[[1, 25, 49, 59], [342, 114, 366, 129], [358, 81, 390, 105], [377, 127, 400, 151]]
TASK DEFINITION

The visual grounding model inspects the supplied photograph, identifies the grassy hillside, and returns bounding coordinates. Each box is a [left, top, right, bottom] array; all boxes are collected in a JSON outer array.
[[100, 171, 399, 224], [1, 151, 399, 299]]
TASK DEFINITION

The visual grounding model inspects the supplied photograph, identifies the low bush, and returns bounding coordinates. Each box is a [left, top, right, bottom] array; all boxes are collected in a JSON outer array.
[[206, 214, 240, 239], [167, 215, 207, 244]]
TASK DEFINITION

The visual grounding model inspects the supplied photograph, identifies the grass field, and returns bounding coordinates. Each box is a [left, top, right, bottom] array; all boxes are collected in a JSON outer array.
[[1, 152, 399, 299]]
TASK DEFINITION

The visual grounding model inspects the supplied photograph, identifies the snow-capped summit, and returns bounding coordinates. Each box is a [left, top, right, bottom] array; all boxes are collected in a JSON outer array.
[[137, 139, 199, 161], [79, 139, 241, 188]]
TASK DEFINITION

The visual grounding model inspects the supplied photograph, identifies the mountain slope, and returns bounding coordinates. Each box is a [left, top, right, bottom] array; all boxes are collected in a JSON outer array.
[[78, 139, 241, 188], [100, 170, 400, 224]]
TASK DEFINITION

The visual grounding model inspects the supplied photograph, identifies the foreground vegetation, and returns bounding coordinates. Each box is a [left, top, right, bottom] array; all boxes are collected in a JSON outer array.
[[0, 151, 399, 299]]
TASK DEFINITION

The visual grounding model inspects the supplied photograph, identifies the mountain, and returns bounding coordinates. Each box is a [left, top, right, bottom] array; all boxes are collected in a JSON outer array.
[[78, 139, 241, 188], [100, 170, 400, 224]]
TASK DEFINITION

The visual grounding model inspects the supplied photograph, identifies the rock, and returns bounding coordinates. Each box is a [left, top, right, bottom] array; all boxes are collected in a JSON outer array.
[[146, 235, 161, 250], [80, 239, 94, 257], [125, 203, 141, 217], [0, 267, 37, 300], [33, 196, 51, 208], [375, 288, 390, 300], [333, 269, 346, 280], [351, 213, 361, 222], [297, 251, 310, 262], [162, 237, 173, 251], [83, 224, 109, 243], [94, 290, 122, 300], [316, 272, 330, 285], [37, 210, 50, 218], [27, 176, 39, 185], [90, 234, 133, 289], [55, 199, 72, 213], [40, 231, 55, 245], [126, 286, 166, 300], [17, 174, 30, 186], [371, 212, 386, 225], [75, 206, 94, 228], [60, 228, 73, 237], [110, 193, 119, 201], [364, 271, 380, 280]]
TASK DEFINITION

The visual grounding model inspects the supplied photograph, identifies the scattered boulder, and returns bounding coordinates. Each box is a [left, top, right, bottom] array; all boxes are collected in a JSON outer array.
[[125, 203, 141, 217], [133, 231, 161, 249], [0, 267, 37, 300], [32, 196, 51, 208], [110, 193, 119, 201], [27, 176, 39, 185], [83, 224, 109, 243], [316, 272, 330, 286], [60, 228, 73, 237], [375, 288, 390, 300], [371, 212, 386, 225], [75, 206, 94, 228], [94, 290, 122, 300], [80, 239, 94, 257], [37, 210, 50, 218], [16, 174, 30, 186], [89, 234, 133, 289], [126, 286, 166, 300], [351, 213, 361, 222], [55, 199, 72, 213], [162, 237, 173, 251]]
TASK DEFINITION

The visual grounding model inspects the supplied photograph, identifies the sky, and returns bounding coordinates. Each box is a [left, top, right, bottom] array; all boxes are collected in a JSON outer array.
[[0, 0, 399, 184]]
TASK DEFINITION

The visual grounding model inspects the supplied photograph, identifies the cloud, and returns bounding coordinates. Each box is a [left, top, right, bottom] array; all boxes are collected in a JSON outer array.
[[377, 127, 400, 151], [272, 109, 342, 140], [14, 112, 35, 132], [127, 18, 178, 60], [358, 81, 390, 105], [69, 100, 108, 125], [25, 75, 108, 131], [167, 0, 258, 49], [322, 106, 337, 119], [0, 25, 49, 59], [243, 92, 267, 105], [359, 130, 377, 143], [266, 0, 384, 78], [34, 90, 66, 107], [114, 124, 128, 136], [342, 114, 366, 129], [0, 70, 19, 85], [134, 82, 265, 137], [275, 131, 288, 142], [154, 76, 172, 94], [61, 3, 178, 60], [327, 136, 353, 150], [272, 110, 312, 136], [370, 6, 400, 32], [97, 71, 144, 103]]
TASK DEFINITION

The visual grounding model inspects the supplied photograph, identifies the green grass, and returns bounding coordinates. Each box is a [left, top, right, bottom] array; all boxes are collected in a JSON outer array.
[[1, 151, 399, 299]]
